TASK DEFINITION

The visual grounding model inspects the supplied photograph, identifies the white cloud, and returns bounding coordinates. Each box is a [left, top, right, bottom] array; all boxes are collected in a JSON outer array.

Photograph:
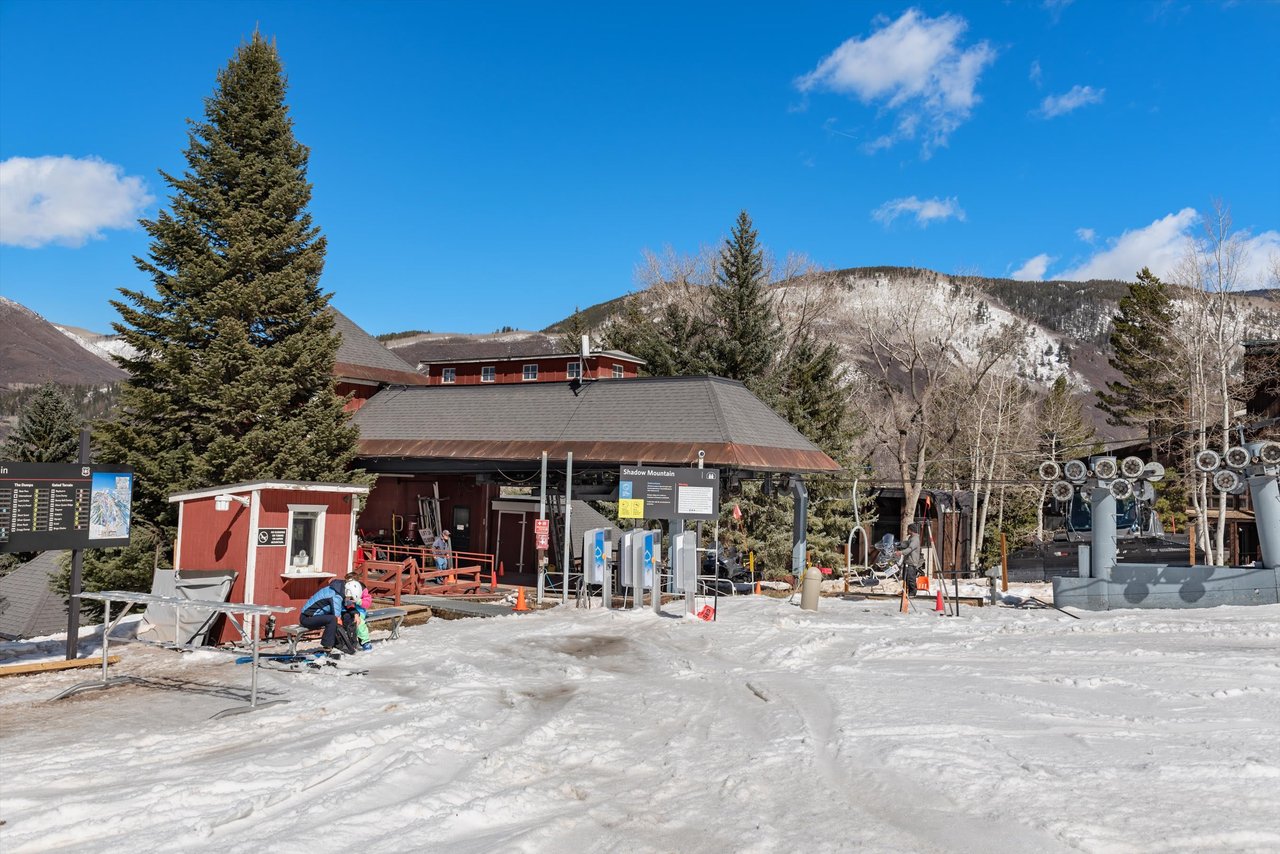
[[0, 155, 152, 248], [1013, 253, 1054, 281], [873, 195, 966, 228], [1038, 84, 1105, 118], [1058, 210, 1280, 287], [1029, 60, 1042, 88], [1075, 227, 1096, 243], [795, 9, 996, 156], [1060, 209, 1198, 281]]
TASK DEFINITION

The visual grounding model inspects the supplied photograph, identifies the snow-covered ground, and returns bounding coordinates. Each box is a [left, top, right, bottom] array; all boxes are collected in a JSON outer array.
[[2, 597, 1279, 853]]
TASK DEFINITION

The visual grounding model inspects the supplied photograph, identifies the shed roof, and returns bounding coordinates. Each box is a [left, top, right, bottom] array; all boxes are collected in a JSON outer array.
[[331, 308, 429, 386], [352, 375, 840, 473], [0, 551, 69, 641]]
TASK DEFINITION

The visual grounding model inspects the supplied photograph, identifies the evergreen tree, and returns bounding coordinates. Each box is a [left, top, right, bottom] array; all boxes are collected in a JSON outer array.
[[556, 306, 593, 355], [704, 211, 781, 390], [1096, 268, 1183, 444], [89, 34, 361, 593], [1, 384, 81, 463], [602, 294, 711, 377]]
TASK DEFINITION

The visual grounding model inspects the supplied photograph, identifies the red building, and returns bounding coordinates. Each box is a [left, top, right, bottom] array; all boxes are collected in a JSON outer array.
[[389, 331, 644, 386], [331, 308, 430, 411], [169, 480, 369, 643]]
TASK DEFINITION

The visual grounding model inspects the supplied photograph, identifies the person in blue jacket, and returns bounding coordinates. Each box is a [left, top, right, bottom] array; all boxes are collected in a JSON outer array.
[[300, 578, 358, 653]]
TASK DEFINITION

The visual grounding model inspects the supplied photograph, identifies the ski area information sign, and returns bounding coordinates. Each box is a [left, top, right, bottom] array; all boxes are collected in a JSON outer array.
[[617, 466, 720, 522], [0, 462, 134, 552]]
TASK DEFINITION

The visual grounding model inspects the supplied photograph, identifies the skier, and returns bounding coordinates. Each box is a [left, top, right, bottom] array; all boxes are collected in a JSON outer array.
[[344, 572, 374, 651], [300, 578, 359, 654]]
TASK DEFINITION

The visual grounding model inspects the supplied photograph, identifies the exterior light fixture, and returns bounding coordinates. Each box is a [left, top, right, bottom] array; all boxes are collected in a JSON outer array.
[[214, 494, 250, 512]]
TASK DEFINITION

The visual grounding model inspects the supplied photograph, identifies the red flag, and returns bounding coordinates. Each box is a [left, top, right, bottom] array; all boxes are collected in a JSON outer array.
[[732, 504, 742, 521]]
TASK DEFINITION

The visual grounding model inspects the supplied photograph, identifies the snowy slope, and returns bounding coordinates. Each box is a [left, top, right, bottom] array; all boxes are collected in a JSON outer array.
[[2, 598, 1278, 853]]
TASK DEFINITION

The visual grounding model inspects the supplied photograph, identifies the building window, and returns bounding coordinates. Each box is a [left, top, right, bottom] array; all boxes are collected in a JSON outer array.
[[481, 366, 496, 383], [566, 361, 581, 380], [442, 367, 456, 384], [523, 364, 539, 381], [286, 504, 327, 572], [612, 364, 624, 379]]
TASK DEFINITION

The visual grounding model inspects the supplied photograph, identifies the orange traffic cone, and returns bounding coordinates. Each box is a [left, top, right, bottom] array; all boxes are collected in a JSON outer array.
[[899, 585, 910, 614], [934, 589, 945, 613], [514, 587, 529, 612], [754, 580, 762, 595]]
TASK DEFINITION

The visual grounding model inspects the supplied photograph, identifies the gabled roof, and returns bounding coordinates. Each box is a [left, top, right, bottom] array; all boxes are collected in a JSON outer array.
[[352, 375, 840, 473], [330, 308, 429, 386], [0, 551, 70, 641]]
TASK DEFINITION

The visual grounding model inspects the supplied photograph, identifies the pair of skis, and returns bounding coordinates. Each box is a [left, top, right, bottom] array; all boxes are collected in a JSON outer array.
[[236, 650, 369, 676]]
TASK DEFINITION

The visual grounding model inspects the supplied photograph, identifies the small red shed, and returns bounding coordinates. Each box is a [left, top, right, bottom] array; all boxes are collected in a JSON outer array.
[[169, 480, 370, 643]]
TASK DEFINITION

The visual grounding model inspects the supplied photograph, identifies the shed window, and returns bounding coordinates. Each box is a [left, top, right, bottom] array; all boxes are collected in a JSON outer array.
[[523, 364, 539, 381], [481, 366, 496, 383], [286, 504, 327, 572], [566, 361, 581, 380], [442, 368, 456, 384], [612, 364, 624, 379]]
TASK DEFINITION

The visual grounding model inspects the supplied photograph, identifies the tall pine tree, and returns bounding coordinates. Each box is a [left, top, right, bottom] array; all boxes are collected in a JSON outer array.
[[704, 211, 781, 390], [1096, 267, 1183, 445], [1, 384, 81, 463], [91, 34, 361, 592]]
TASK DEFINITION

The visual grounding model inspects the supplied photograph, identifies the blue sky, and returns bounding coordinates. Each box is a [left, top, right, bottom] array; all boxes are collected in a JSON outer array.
[[2, 0, 1277, 336]]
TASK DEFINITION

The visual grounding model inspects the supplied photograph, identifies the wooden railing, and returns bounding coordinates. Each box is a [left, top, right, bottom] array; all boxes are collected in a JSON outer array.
[[354, 540, 499, 598]]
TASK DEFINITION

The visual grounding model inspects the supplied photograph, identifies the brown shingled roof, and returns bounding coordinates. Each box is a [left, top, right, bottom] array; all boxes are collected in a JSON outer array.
[[351, 375, 839, 473]]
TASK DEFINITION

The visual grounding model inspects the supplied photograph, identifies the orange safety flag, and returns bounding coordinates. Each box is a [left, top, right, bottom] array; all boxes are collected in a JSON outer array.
[[732, 504, 742, 521]]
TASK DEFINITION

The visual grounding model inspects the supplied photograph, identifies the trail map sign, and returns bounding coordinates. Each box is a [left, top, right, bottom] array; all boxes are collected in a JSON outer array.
[[0, 462, 134, 552], [617, 466, 720, 521]]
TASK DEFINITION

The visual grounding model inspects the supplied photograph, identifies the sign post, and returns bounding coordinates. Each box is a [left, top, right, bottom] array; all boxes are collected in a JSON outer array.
[[0, 449, 134, 660], [617, 466, 719, 616], [537, 451, 547, 604]]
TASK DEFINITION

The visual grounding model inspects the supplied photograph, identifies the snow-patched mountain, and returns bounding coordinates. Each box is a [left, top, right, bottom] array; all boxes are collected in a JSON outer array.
[[0, 297, 126, 387]]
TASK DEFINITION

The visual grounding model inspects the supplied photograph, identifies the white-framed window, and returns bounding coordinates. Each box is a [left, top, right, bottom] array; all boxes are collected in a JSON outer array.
[[566, 361, 581, 380], [286, 504, 328, 573], [442, 367, 456, 384], [523, 364, 539, 381], [612, 364, 624, 379], [481, 366, 496, 383]]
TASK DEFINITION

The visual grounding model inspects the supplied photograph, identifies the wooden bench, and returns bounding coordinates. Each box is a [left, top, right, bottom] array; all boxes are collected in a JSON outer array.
[[359, 558, 419, 606], [282, 607, 408, 655]]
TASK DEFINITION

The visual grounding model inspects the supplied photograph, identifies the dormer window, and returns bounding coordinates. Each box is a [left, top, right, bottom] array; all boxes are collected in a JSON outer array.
[[612, 364, 624, 379], [523, 364, 538, 381], [442, 368, 456, 384], [481, 366, 496, 383], [567, 361, 581, 380]]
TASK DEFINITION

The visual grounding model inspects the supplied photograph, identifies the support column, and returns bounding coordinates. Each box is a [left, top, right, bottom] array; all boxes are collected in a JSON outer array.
[[790, 476, 808, 580], [1089, 484, 1117, 581], [1248, 474, 1280, 570]]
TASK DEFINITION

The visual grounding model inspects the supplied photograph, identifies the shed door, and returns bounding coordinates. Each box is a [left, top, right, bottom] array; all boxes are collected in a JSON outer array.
[[452, 506, 471, 552]]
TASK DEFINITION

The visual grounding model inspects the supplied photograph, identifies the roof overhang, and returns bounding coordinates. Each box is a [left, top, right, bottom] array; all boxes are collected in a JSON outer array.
[[333, 361, 429, 386], [357, 439, 839, 474], [169, 481, 370, 503]]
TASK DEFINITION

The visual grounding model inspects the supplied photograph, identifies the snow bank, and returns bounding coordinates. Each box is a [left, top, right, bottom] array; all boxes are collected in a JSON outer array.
[[2, 598, 1278, 853]]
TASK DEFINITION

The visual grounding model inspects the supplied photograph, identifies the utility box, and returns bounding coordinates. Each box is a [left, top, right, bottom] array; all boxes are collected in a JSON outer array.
[[621, 530, 656, 590], [584, 527, 608, 584], [673, 530, 698, 593], [168, 480, 370, 643]]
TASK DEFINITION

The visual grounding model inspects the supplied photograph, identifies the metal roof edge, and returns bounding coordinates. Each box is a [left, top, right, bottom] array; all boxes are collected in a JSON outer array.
[[169, 481, 370, 503]]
